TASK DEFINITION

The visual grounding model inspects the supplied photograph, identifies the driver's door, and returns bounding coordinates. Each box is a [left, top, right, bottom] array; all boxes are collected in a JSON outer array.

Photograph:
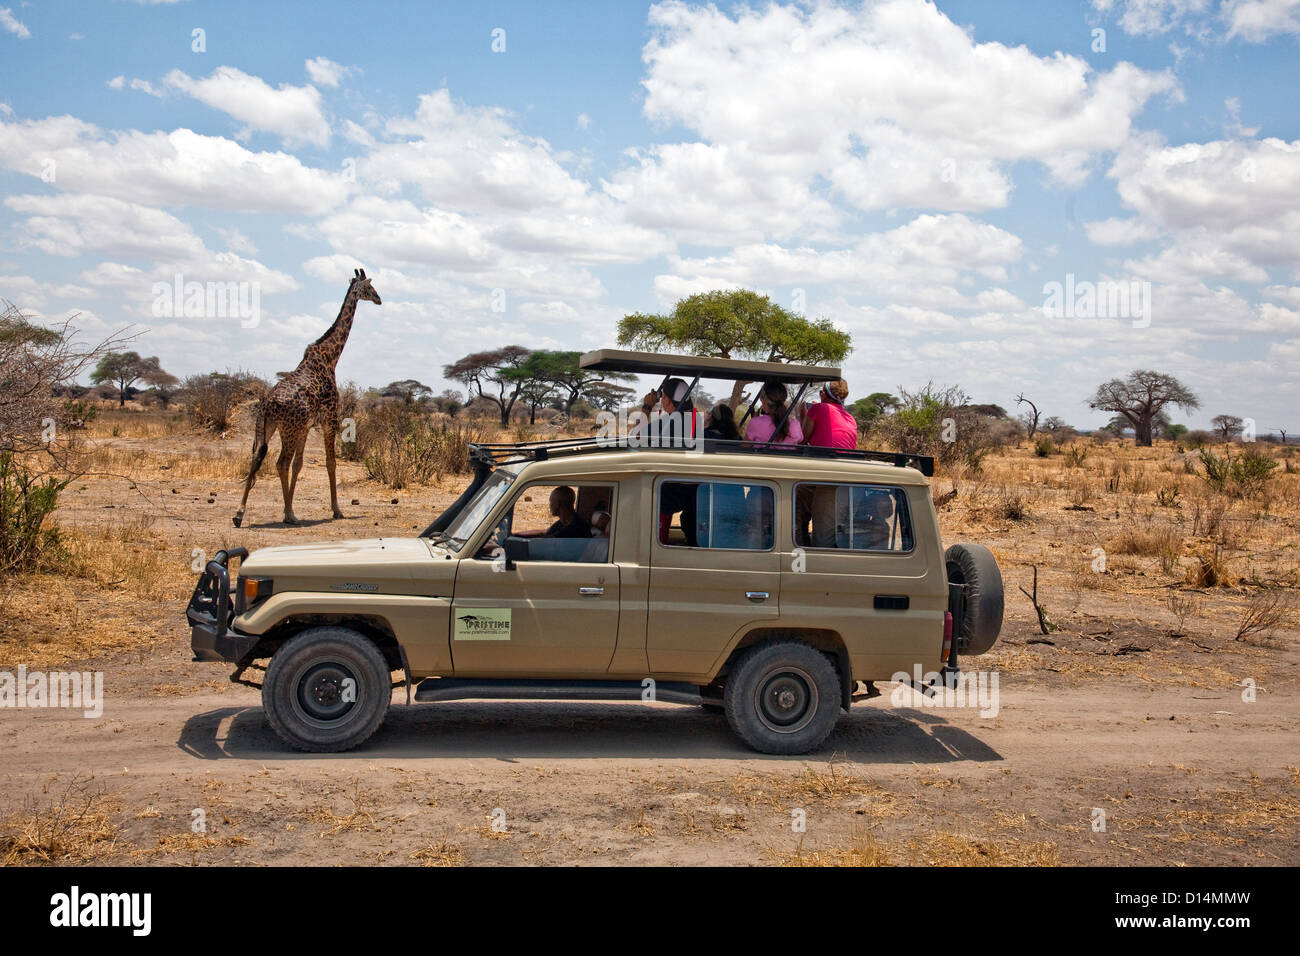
[[450, 482, 620, 676]]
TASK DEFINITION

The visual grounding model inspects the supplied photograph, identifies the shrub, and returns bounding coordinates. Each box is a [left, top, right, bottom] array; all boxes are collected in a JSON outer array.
[[355, 399, 486, 488], [869, 383, 1004, 471], [1063, 444, 1089, 468], [183, 370, 266, 433], [1033, 437, 1055, 457], [0, 453, 69, 573], [1198, 447, 1279, 497]]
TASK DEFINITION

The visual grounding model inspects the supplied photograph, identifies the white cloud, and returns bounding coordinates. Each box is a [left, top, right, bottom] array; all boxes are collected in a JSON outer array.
[[610, 0, 1178, 243], [108, 75, 162, 97], [305, 57, 356, 88], [0, 116, 349, 215], [214, 226, 257, 255], [164, 66, 331, 147], [0, 7, 30, 39], [662, 213, 1025, 306], [1084, 216, 1160, 244], [1109, 134, 1300, 270], [1094, 0, 1300, 41], [1224, 0, 1300, 40], [1091, 0, 1212, 36]]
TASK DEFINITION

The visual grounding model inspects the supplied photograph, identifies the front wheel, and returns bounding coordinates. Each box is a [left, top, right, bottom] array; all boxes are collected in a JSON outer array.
[[724, 642, 842, 754], [262, 627, 391, 752]]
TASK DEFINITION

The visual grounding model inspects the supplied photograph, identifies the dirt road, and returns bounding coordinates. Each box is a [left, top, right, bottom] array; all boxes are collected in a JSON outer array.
[[3, 666, 1296, 865]]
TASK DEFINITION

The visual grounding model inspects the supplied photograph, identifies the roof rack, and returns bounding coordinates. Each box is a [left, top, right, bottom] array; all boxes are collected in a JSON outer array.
[[579, 348, 840, 383], [467, 436, 935, 477]]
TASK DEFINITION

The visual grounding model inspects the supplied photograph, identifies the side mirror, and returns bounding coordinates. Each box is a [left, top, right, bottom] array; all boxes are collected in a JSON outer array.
[[503, 536, 530, 570]]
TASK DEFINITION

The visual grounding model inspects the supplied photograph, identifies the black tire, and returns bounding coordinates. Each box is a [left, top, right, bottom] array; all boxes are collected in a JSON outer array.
[[724, 641, 842, 755], [262, 627, 391, 753], [945, 543, 1004, 656]]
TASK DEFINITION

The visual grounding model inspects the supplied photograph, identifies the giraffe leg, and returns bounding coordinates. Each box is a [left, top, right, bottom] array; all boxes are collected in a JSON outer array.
[[233, 410, 271, 528], [324, 421, 343, 518], [277, 435, 299, 525], [288, 444, 305, 501]]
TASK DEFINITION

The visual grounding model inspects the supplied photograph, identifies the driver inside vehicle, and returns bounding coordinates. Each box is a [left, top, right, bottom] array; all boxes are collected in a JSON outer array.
[[545, 486, 590, 538]]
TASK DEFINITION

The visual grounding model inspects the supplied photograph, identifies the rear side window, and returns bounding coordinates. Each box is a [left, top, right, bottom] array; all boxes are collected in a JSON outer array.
[[793, 483, 913, 552], [659, 480, 774, 551]]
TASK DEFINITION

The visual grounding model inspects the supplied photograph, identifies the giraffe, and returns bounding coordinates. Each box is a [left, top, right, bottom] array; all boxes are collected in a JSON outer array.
[[232, 269, 381, 528]]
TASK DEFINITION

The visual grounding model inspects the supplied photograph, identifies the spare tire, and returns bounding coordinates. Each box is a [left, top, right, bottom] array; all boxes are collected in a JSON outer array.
[[945, 543, 1004, 656]]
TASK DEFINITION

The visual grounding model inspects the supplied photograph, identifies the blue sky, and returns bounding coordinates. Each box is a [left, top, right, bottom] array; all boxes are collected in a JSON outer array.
[[1, 0, 1298, 431]]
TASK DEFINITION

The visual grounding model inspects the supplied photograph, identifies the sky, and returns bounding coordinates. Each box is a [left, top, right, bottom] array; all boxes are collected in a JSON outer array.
[[1, 0, 1297, 432]]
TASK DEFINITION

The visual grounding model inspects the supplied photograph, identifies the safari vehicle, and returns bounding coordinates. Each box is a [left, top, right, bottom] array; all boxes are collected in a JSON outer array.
[[187, 350, 1004, 754]]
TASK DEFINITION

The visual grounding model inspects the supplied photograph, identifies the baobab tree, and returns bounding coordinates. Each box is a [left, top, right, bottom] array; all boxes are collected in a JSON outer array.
[[1088, 370, 1199, 447]]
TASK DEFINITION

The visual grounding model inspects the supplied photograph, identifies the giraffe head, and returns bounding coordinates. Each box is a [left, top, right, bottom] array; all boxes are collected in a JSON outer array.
[[350, 268, 382, 306]]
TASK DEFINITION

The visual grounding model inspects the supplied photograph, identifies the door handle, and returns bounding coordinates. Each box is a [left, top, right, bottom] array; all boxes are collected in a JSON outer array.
[[745, 591, 770, 602], [579, 587, 604, 596]]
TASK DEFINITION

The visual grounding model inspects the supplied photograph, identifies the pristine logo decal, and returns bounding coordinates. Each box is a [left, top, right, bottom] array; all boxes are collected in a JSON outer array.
[[454, 608, 512, 640]]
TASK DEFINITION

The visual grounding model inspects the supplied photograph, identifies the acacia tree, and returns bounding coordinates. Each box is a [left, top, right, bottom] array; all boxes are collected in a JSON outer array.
[[382, 380, 433, 405], [144, 367, 180, 407], [91, 351, 170, 407], [1088, 370, 1199, 447], [443, 346, 531, 426], [617, 289, 851, 408], [582, 381, 637, 413], [1211, 414, 1244, 440], [510, 350, 635, 415]]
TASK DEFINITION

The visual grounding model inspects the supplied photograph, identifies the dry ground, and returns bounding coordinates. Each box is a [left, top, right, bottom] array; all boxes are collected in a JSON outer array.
[[1, 407, 1297, 866]]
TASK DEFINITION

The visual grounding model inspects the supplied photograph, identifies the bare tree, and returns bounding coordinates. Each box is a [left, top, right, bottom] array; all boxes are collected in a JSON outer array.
[[1088, 370, 1200, 447], [0, 301, 129, 467], [1015, 393, 1040, 439]]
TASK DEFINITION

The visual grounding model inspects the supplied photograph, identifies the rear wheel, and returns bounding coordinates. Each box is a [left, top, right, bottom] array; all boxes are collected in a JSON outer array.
[[263, 627, 391, 753], [724, 641, 841, 754]]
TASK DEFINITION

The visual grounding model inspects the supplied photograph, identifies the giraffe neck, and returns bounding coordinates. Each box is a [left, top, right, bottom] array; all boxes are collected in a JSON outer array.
[[313, 286, 360, 369]]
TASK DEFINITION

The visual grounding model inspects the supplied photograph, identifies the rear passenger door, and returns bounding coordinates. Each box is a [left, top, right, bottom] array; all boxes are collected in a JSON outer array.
[[646, 477, 780, 677], [782, 481, 939, 678]]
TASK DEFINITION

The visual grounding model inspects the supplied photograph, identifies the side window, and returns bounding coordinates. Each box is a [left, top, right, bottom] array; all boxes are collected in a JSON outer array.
[[659, 480, 774, 551], [485, 483, 614, 563], [793, 483, 913, 552]]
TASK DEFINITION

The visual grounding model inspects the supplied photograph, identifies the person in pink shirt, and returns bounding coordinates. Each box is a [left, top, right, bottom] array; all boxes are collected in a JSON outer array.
[[800, 379, 857, 449], [744, 381, 803, 446], [796, 379, 859, 546]]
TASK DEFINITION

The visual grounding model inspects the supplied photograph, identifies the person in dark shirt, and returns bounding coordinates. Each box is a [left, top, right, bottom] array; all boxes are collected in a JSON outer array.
[[703, 403, 742, 442], [545, 486, 590, 538]]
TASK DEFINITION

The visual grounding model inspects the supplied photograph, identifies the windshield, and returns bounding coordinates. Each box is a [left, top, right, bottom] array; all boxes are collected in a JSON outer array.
[[441, 470, 516, 552]]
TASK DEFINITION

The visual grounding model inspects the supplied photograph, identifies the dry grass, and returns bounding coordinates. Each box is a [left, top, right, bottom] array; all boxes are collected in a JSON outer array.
[[0, 776, 122, 865], [1234, 590, 1293, 643], [410, 839, 466, 866], [776, 828, 1061, 866]]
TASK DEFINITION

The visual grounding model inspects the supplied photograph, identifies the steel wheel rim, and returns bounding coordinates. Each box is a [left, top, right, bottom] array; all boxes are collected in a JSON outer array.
[[292, 660, 359, 727], [753, 665, 818, 734]]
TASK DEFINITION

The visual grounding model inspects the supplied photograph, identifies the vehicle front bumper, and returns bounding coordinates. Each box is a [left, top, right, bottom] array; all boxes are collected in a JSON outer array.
[[186, 548, 259, 664]]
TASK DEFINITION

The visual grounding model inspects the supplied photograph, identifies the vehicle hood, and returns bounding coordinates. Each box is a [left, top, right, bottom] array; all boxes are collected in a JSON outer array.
[[238, 537, 455, 596]]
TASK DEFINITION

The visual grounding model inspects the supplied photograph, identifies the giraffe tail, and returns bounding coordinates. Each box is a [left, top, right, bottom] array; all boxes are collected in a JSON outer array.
[[233, 404, 269, 528]]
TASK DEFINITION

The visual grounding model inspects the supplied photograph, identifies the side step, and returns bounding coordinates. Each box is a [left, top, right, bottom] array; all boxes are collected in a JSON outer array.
[[413, 678, 703, 706]]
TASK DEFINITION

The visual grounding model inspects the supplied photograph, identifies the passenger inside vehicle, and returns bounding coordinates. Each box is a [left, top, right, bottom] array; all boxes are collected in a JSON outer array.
[[744, 381, 803, 446], [579, 510, 611, 562]]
